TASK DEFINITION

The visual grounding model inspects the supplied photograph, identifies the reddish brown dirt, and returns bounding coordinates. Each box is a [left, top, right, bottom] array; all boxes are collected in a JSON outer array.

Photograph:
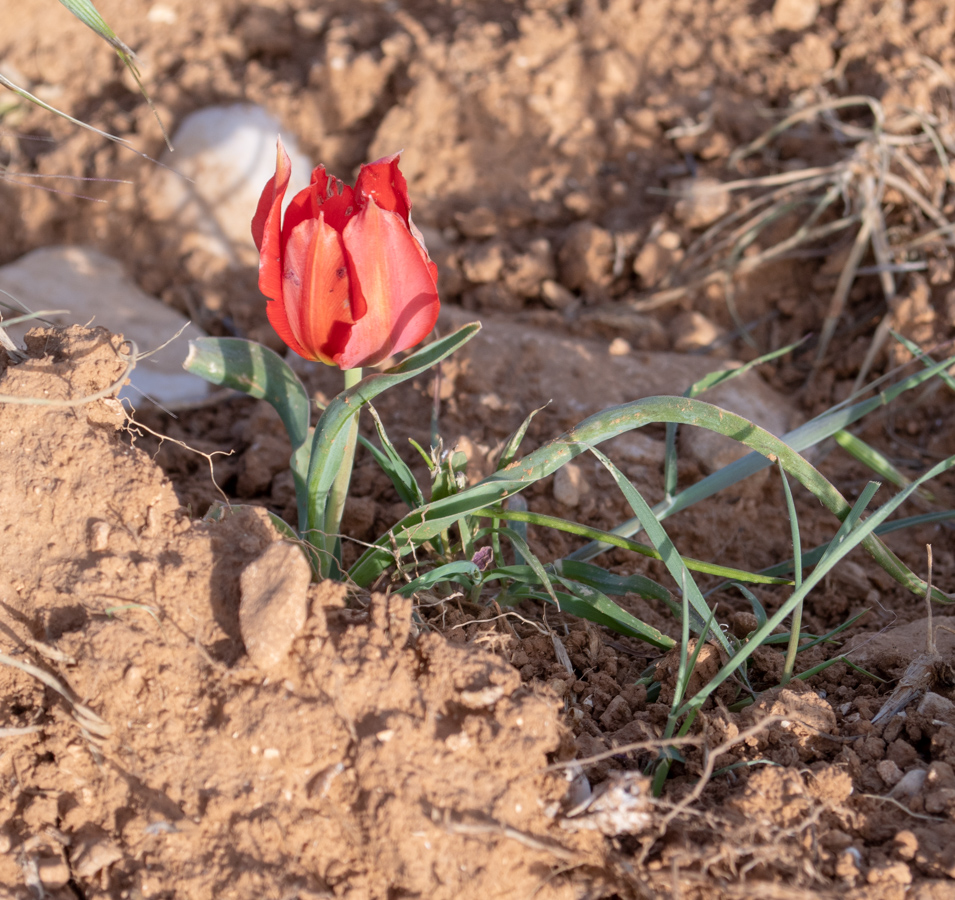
[[2, 1, 955, 899]]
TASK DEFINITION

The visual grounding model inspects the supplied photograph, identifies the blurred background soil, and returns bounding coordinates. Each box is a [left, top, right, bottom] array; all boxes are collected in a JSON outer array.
[[2, 1, 955, 898]]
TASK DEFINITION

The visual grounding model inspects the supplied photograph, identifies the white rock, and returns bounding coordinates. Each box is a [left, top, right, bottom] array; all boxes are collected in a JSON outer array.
[[147, 104, 313, 265], [0, 246, 208, 407]]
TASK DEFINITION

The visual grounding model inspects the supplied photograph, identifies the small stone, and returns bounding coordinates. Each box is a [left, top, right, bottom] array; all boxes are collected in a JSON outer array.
[[455, 206, 499, 239], [503, 239, 556, 297], [553, 463, 586, 508], [37, 854, 71, 890], [866, 861, 912, 886], [633, 242, 669, 289], [918, 691, 955, 724], [88, 520, 111, 553], [893, 830, 918, 860], [599, 694, 631, 731], [889, 768, 926, 799], [608, 337, 631, 356], [672, 177, 731, 229], [658, 231, 682, 251], [236, 433, 294, 497], [540, 279, 576, 310], [239, 542, 312, 670], [669, 310, 725, 352], [772, 0, 819, 31]]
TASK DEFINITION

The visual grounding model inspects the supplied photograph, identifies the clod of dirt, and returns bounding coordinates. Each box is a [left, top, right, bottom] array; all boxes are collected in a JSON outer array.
[[239, 541, 312, 670], [743, 686, 839, 762]]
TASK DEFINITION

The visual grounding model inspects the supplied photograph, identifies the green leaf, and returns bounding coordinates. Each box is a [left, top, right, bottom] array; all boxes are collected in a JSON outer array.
[[57, 0, 171, 149], [184, 337, 312, 529], [834, 429, 935, 501], [59, 0, 135, 56], [570, 349, 955, 562], [363, 405, 424, 509], [553, 580, 675, 649], [481, 508, 788, 585], [731, 583, 768, 629], [553, 559, 670, 604], [663, 339, 806, 498], [397, 561, 481, 595], [498, 404, 548, 470], [306, 323, 480, 556], [587, 445, 731, 654], [676, 454, 955, 718], [891, 329, 955, 393], [348, 392, 943, 610]]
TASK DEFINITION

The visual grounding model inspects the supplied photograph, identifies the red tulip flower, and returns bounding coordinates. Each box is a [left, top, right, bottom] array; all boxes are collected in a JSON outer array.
[[252, 138, 440, 369]]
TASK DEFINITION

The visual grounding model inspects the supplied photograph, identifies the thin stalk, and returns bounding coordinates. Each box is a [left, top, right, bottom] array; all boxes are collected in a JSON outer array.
[[323, 366, 363, 576], [779, 464, 803, 685]]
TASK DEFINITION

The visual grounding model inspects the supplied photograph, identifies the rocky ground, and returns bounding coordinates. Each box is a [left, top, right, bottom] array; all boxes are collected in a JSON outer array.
[[2, 1, 955, 898]]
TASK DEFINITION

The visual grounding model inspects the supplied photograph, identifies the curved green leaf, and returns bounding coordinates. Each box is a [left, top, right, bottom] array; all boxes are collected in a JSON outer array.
[[305, 323, 480, 556]]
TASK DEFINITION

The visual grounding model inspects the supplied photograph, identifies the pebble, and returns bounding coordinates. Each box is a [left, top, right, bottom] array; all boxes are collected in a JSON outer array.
[[239, 541, 311, 670], [0, 246, 209, 408], [669, 310, 726, 353], [772, 0, 819, 31], [540, 279, 576, 310], [633, 230, 683, 288], [553, 462, 586, 508], [671, 176, 731, 229], [461, 241, 507, 284], [147, 104, 313, 265], [608, 337, 631, 356], [889, 768, 927, 799], [36, 855, 70, 890], [504, 238, 556, 297], [876, 758, 903, 787], [919, 691, 955, 725]]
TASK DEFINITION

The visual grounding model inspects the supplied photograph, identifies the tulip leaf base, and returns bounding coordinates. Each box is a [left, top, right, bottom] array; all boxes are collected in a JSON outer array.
[[185, 322, 481, 576]]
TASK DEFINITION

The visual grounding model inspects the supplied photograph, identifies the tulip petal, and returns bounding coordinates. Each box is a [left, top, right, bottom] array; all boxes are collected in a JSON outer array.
[[282, 169, 356, 243], [337, 201, 440, 369], [280, 214, 355, 365], [354, 153, 411, 223], [251, 138, 292, 302]]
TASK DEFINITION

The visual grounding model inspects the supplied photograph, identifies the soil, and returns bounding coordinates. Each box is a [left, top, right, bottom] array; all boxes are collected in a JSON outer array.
[[2, 1, 955, 898]]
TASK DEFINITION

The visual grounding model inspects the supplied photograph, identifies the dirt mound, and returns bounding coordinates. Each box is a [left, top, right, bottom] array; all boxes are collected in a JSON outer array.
[[0, 328, 606, 899]]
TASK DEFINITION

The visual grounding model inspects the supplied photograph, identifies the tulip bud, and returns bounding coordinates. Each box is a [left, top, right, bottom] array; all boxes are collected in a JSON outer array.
[[252, 138, 440, 369]]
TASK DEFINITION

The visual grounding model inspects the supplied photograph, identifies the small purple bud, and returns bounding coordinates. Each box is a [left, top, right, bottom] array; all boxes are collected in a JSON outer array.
[[471, 546, 493, 572]]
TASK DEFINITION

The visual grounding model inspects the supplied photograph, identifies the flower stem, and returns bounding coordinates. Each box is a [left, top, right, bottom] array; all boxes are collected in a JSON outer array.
[[323, 366, 363, 577]]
